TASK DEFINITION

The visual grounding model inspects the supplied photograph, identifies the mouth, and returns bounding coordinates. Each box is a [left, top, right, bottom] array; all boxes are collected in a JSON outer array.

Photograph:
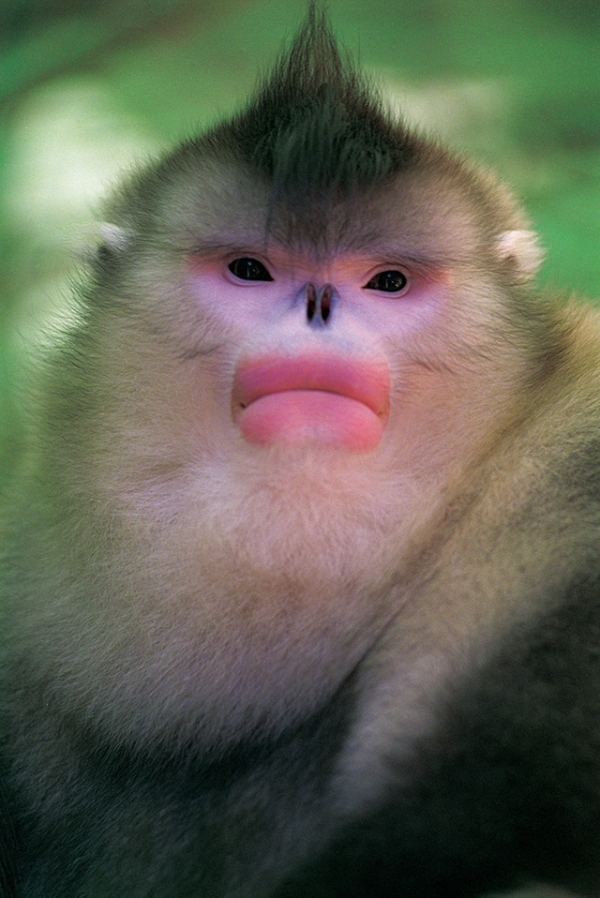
[[232, 354, 390, 451]]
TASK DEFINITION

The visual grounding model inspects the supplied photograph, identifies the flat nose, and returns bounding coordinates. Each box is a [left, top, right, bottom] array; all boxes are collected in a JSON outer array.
[[306, 282, 333, 325]]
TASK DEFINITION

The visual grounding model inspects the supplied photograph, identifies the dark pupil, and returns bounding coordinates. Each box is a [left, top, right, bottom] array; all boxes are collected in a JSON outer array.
[[228, 258, 272, 281], [367, 270, 407, 292]]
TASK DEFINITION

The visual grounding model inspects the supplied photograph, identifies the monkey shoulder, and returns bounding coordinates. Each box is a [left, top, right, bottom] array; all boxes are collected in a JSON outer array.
[[273, 578, 600, 898]]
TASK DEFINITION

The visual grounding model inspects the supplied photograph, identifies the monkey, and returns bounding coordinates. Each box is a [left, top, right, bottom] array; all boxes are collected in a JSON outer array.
[[2, 5, 600, 897]]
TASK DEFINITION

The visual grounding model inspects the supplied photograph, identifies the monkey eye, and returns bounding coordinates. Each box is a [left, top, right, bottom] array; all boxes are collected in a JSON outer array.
[[364, 270, 408, 294], [228, 257, 273, 282]]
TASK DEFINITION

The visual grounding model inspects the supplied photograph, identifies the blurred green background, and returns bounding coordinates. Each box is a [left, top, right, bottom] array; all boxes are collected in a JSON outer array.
[[1, 0, 600, 486]]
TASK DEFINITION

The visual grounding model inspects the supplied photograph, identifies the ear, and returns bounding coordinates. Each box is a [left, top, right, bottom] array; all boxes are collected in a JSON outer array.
[[73, 222, 129, 265], [97, 223, 129, 254], [496, 229, 544, 280], [87, 223, 129, 269]]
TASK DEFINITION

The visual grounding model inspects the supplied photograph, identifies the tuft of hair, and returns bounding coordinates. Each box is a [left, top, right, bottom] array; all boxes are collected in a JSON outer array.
[[206, 3, 417, 205]]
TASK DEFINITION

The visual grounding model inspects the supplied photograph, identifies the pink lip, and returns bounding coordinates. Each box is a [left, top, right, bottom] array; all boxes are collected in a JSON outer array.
[[233, 354, 390, 418], [232, 354, 391, 451]]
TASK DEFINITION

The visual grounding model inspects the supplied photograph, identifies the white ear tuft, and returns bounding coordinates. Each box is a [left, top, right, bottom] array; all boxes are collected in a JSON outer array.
[[98, 223, 129, 252], [71, 222, 129, 262], [496, 230, 544, 279]]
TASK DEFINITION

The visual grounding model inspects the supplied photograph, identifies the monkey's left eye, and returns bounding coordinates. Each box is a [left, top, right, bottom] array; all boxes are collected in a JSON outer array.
[[364, 270, 408, 293], [228, 258, 273, 281]]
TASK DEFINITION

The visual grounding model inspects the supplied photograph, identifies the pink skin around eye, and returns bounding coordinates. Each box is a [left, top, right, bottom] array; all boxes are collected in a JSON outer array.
[[232, 355, 391, 451]]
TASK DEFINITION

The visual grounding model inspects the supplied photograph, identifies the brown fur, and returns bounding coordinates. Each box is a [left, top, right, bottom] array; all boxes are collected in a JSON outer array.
[[2, 7, 600, 898]]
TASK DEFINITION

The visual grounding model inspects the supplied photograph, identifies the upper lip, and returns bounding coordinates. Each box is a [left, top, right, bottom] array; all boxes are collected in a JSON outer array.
[[233, 354, 390, 418]]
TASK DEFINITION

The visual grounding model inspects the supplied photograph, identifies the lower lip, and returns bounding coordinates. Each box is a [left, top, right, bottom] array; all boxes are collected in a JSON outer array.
[[234, 357, 390, 451], [239, 390, 385, 450]]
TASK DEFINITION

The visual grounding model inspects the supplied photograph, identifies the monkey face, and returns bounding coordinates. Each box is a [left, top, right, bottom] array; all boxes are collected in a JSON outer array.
[[184, 243, 452, 453]]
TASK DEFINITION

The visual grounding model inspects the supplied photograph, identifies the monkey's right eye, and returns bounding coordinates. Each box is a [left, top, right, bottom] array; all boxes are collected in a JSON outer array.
[[364, 270, 408, 294], [228, 258, 273, 281]]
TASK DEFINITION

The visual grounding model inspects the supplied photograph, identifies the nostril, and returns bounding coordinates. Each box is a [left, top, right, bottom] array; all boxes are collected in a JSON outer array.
[[320, 284, 332, 322], [306, 283, 317, 322]]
